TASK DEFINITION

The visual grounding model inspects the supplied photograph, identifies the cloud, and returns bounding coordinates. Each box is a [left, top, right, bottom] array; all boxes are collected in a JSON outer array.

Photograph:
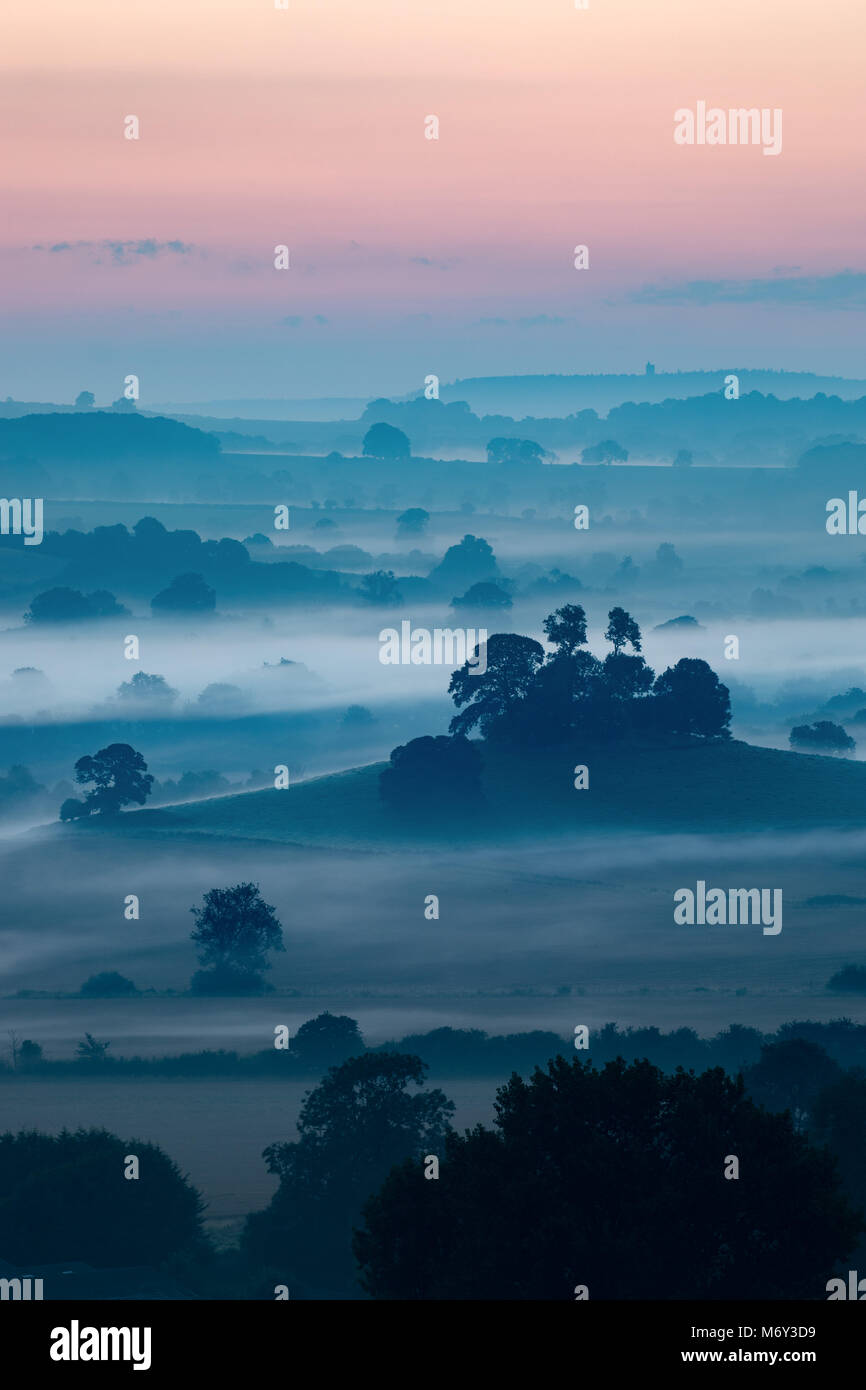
[[629, 270, 866, 308], [312, 314, 328, 325], [281, 315, 303, 327], [31, 239, 195, 264]]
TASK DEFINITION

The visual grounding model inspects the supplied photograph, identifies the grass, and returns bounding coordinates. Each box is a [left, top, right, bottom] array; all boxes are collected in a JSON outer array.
[[49, 737, 866, 849]]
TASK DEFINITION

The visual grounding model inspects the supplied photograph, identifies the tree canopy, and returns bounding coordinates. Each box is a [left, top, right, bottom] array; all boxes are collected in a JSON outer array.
[[354, 1055, 862, 1299]]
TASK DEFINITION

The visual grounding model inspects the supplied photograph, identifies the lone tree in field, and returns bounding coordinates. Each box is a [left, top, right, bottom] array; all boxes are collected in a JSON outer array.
[[69, 743, 153, 817], [189, 882, 284, 995], [581, 439, 628, 466]]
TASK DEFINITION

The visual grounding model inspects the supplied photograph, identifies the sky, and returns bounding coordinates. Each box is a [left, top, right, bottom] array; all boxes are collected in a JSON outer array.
[[2, 0, 865, 401]]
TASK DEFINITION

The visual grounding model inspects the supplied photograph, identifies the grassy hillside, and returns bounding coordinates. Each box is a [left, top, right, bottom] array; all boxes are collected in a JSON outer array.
[[48, 738, 866, 849]]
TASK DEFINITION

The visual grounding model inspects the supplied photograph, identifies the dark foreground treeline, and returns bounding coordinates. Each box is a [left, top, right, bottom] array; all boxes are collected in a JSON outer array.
[[2, 1034, 865, 1301], [5, 1013, 866, 1079]]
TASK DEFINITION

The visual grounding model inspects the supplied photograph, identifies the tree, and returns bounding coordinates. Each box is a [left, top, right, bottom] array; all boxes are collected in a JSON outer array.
[[827, 964, 866, 993], [189, 882, 284, 995], [59, 797, 87, 822], [673, 448, 693, 468], [543, 603, 587, 657], [581, 439, 628, 466], [605, 606, 642, 654], [72, 743, 153, 816], [79, 972, 137, 999], [116, 671, 178, 705], [380, 734, 484, 810], [74, 390, 95, 409], [655, 542, 683, 574], [362, 423, 411, 459], [360, 570, 402, 605], [452, 582, 512, 609], [0, 1128, 204, 1266], [428, 534, 498, 591], [602, 651, 655, 701], [745, 1040, 843, 1131], [17, 1040, 43, 1071], [652, 658, 731, 739], [292, 1013, 365, 1069], [448, 633, 544, 738], [75, 1033, 112, 1065], [25, 588, 128, 623], [396, 508, 429, 537], [151, 572, 215, 614], [790, 721, 855, 754], [244, 1053, 453, 1294], [486, 437, 547, 464], [354, 1056, 863, 1299]]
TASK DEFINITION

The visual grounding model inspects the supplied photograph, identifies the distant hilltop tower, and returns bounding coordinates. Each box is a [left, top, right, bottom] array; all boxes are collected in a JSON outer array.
[[645, 361, 656, 375]]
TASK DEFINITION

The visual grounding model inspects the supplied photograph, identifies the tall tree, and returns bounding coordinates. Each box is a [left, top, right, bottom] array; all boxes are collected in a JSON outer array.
[[448, 633, 544, 738], [190, 882, 284, 994], [244, 1053, 453, 1294], [542, 603, 588, 658], [605, 606, 642, 655]]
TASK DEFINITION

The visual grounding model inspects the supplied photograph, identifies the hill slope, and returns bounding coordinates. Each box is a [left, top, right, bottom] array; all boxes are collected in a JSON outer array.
[[47, 739, 866, 849]]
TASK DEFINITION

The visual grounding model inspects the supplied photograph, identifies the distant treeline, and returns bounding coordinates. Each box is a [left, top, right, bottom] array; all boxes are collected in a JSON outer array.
[[5, 1016, 866, 1079]]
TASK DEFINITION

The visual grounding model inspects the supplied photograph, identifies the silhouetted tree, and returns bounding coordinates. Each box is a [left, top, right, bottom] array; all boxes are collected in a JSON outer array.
[[396, 508, 429, 536], [486, 438, 547, 464], [360, 570, 402, 605], [189, 882, 284, 995], [362, 423, 410, 459], [25, 588, 128, 623], [79, 972, 137, 999], [380, 735, 483, 810], [602, 651, 655, 702], [543, 603, 587, 657], [449, 633, 544, 738], [581, 439, 628, 466], [673, 448, 693, 468], [744, 1039, 842, 1131], [652, 658, 731, 739], [17, 1041, 43, 1071], [74, 390, 95, 409], [0, 1128, 204, 1266], [116, 671, 178, 704], [151, 572, 215, 614], [354, 1056, 862, 1299], [790, 721, 855, 753], [244, 1053, 453, 1294], [72, 743, 153, 816], [429, 534, 498, 591], [605, 606, 642, 654], [827, 965, 866, 993], [292, 1013, 365, 1069], [75, 1034, 112, 1065], [452, 582, 511, 609]]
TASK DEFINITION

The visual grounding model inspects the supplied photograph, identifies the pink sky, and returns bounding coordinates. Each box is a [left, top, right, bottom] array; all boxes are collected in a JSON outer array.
[[3, 0, 865, 398]]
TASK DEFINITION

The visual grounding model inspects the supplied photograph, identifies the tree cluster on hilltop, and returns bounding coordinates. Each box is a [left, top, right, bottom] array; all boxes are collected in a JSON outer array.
[[445, 603, 730, 747]]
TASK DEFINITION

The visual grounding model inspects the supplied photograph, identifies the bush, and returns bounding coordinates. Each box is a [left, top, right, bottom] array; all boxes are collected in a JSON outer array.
[[0, 1128, 205, 1266]]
